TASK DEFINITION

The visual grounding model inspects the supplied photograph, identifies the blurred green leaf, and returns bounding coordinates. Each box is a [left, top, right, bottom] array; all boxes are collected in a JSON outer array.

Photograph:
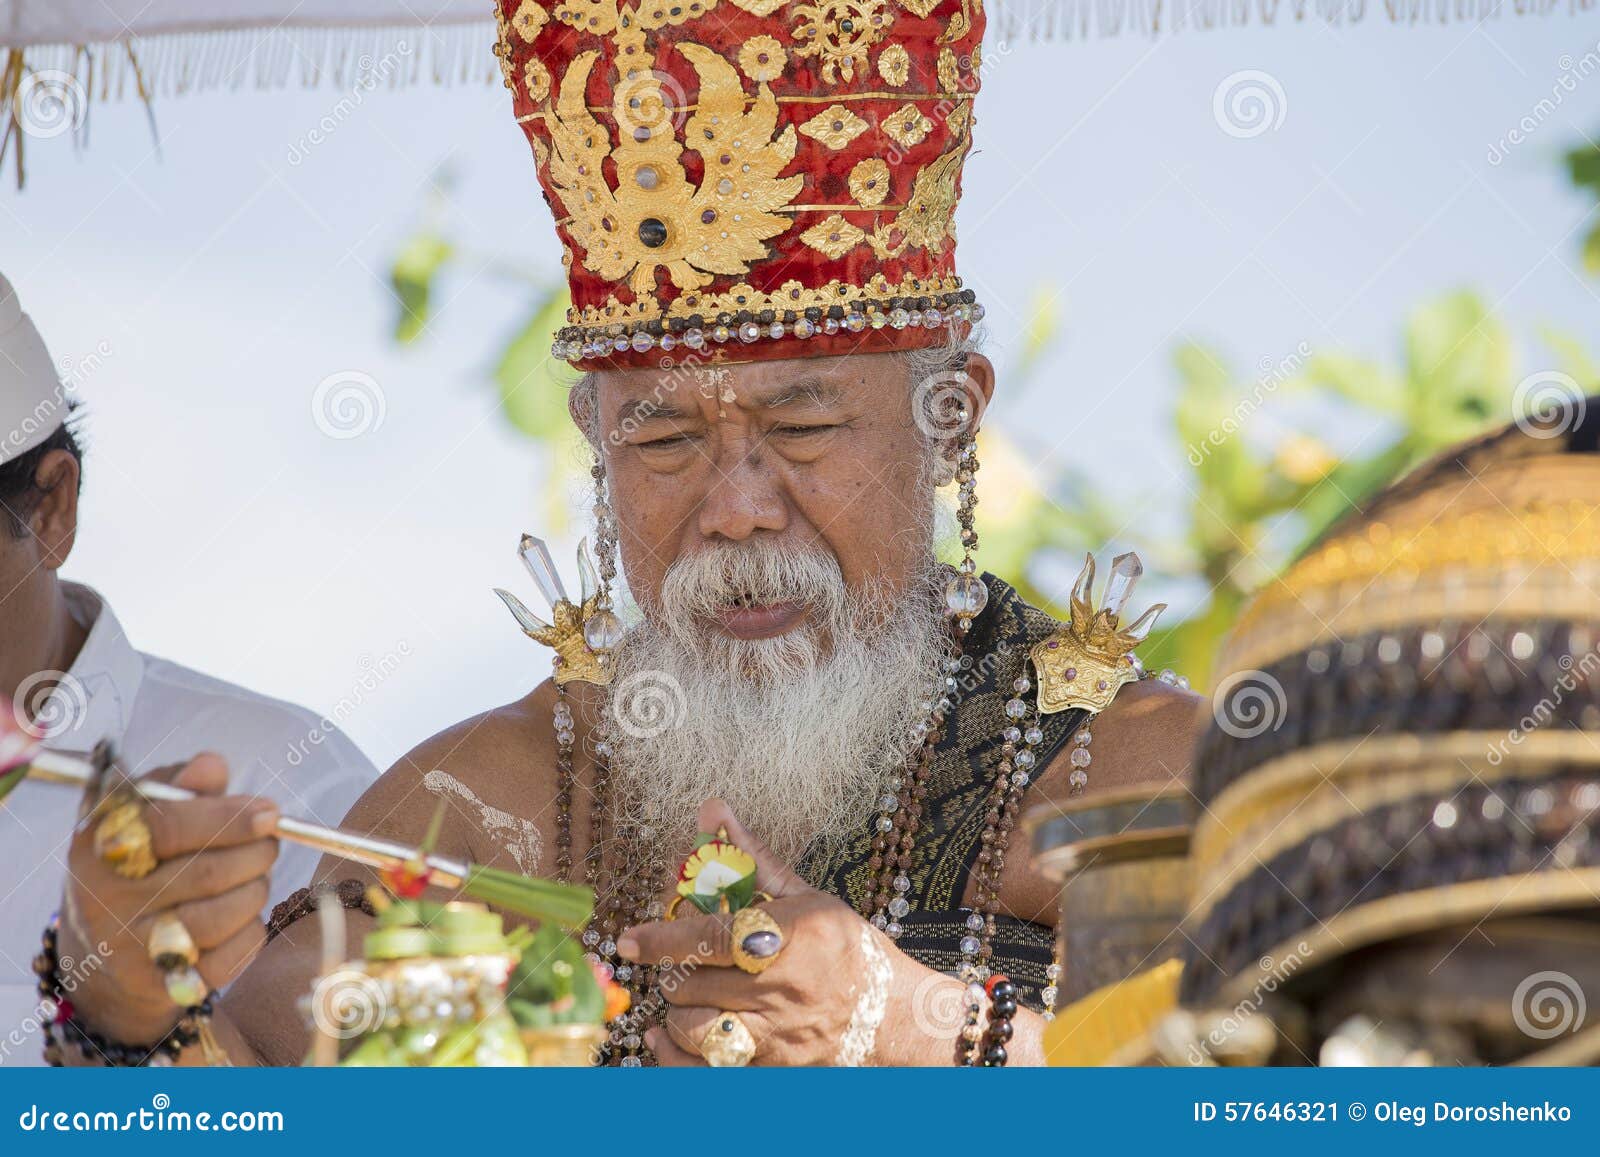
[[1584, 227, 1600, 277], [1564, 141, 1600, 275], [390, 234, 454, 344], [1565, 142, 1600, 191], [493, 287, 574, 443], [1300, 353, 1405, 418]]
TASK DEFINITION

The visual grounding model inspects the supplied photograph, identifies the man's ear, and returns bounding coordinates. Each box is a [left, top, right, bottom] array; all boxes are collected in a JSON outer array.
[[568, 377, 603, 454], [30, 448, 79, 570], [927, 352, 996, 486], [963, 352, 996, 426]]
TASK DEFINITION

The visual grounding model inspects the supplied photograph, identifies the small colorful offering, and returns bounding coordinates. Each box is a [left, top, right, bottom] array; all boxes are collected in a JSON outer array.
[[305, 891, 625, 1068], [673, 826, 760, 917]]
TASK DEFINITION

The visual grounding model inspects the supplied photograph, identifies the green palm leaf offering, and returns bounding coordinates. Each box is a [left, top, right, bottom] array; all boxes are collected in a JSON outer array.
[[462, 865, 593, 930], [0, 766, 25, 808]]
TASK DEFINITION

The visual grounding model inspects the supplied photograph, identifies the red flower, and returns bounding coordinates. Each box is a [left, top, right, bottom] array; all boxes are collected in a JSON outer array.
[[380, 858, 429, 899]]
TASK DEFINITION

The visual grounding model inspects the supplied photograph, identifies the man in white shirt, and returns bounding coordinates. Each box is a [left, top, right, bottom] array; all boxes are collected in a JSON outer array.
[[0, 271, 377, 1065]]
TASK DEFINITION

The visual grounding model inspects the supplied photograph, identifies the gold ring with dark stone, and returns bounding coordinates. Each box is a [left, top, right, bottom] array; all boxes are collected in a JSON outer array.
[[730, 905, 783, 974], [93, 798, 157, 879], [700, 1011, 756, 1067], [147, 912, 199, 969]]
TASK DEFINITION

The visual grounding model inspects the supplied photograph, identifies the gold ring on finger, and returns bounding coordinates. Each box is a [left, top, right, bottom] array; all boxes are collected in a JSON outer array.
[[146, 912, 207, 1008], [700, 1011, 756, 1067], [730, 906, 783, 975], [147, 912, 199, 969], [93, 798, 157, 880]]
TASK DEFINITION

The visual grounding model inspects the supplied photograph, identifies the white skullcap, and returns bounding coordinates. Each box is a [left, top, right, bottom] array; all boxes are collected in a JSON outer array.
[[0, 272, 66, 465]]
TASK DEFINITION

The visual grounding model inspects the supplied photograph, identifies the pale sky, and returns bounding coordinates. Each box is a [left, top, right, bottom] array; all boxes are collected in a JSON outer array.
[[4, 18, 1597, 770]]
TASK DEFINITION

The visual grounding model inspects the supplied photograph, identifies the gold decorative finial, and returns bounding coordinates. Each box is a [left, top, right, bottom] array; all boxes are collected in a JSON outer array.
[[1030, 552, 1165, 715], [494, 534, 620, 686]]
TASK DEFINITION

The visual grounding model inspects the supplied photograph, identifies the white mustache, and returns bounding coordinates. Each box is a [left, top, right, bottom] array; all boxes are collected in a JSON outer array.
[[657, 540, 850, 623]]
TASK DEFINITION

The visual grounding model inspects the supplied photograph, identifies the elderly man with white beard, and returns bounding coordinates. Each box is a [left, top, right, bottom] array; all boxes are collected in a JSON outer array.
[[45, 1, 1202, 1067]]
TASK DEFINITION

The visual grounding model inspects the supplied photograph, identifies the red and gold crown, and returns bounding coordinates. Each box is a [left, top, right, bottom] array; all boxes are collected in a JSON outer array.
[[493, 0, 987, 370]]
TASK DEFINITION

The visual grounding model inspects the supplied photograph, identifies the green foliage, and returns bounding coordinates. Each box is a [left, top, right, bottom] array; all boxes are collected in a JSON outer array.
[[1566, 141, 1600, 275], [507, 925, 605, 1028], [385, 209, 577, 529], [390, 233, 454, 344], [974, 291, 1589, 686]]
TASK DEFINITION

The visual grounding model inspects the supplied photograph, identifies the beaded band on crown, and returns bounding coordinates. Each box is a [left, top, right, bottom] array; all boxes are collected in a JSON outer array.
[[552, 286, 983, 363]]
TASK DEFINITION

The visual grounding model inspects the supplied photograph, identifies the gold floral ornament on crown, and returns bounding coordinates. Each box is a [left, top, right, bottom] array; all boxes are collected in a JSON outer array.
[[1031, 552, 1165, 715], [495, 535, 623, 686], [545, 40, 802, 298]]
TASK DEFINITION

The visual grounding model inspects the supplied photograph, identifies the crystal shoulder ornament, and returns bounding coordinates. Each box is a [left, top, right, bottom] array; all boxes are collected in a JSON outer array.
[[1030, 552, 1165, 715], [494, 533, 622, 686]]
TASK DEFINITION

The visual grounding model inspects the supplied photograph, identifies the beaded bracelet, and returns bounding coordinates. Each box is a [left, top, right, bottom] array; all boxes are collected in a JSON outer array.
[[34, 919, 215, 1067], [978, 974, 1018, 1068]]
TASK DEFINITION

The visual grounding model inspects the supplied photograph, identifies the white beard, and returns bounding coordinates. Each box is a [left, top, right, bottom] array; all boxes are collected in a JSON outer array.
[[606, 540, 949, 870]]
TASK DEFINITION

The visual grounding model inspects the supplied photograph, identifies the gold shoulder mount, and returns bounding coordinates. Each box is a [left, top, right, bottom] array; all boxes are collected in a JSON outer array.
[[494, 534, 621, 687], [1030, 552, 1165, 715]]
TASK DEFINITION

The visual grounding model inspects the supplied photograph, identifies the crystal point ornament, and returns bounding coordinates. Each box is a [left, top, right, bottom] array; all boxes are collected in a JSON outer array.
[[498, 532, 613, 686], [1102, 552, 1144, 619], [1070, 553, 1096, 609], [1030, 550, 1164, 715], [494, 588, 551, 635], [577, 537, 599, 605], [518, 534, 568, 608], [1122, 601, 1166, 643]]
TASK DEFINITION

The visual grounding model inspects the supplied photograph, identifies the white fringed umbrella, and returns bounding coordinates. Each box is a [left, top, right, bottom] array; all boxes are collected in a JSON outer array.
[[1, 0, 1592, 183]]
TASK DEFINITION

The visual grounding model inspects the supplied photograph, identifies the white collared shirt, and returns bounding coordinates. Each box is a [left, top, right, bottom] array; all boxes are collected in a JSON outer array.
[[0, 583, 378, 1066]]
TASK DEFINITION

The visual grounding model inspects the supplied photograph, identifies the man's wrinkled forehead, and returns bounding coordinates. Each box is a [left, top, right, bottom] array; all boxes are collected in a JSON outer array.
[[600, 351, 900, 428]]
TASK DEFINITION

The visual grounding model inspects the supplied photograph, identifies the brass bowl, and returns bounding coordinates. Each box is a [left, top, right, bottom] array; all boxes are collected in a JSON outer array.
[[519, 1023, 607, 1067], [1024, 784, 1193, 1005]]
